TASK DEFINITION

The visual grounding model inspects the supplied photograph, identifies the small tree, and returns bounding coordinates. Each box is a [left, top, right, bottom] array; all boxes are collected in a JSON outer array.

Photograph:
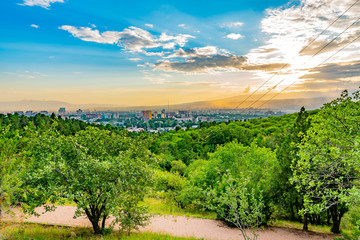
[[291, 90, 360, 233], [210, 174, 264, 240], [23, 126, 152, 234]]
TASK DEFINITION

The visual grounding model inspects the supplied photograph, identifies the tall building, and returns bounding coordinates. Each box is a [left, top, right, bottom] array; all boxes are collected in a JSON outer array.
[[141, 110, 152, 120]]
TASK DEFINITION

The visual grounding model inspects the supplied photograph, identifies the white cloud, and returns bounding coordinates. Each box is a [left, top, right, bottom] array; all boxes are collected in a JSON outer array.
[[222, 22, 244, 28], [59, 25, 122, 44], [246, 0, 360, 92], [60, 25, 195, 54], [145, 24, 154, 28], [166, 46, 228, 58], [226, 33, 244, 40], [21, 0, 64, 8], [30, 24, 39, 28], [178, 24, 186, 28], [128, 58, 142, 62]]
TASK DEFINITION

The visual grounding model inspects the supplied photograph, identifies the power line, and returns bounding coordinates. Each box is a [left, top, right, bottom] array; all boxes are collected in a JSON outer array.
[[252, 34, 360, 111], [240, 16, 360, 112], [234, 0, 360, 109]]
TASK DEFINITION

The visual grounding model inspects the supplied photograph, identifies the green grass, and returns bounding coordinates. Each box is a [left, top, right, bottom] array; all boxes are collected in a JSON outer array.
[[142, 198, 217, 220], [269, 219, 333, 234], [0, 222, 201, 240]]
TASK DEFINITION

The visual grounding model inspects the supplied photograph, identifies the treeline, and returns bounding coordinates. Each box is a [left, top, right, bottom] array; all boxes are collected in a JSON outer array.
[[0, 90, 359, 238], [0, 113, 120, 135]]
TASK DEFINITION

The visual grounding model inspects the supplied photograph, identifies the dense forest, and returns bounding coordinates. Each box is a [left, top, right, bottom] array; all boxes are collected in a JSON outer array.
[[0, 90, 359, 239]]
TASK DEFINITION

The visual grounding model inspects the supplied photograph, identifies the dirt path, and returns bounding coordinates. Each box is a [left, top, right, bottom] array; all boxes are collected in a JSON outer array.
[[3, 206, 339, 240]]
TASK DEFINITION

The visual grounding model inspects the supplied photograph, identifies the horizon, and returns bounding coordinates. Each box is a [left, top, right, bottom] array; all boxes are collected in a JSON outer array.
[[1, 0, 360, 107]]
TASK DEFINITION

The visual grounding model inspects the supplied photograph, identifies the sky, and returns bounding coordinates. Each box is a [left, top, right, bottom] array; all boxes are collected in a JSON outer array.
[[0, 0, 359, 107]]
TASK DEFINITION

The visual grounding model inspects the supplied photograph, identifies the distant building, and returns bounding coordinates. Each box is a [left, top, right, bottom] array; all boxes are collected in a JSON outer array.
[[25, 111, 33, 117], [59, 107, 66, 114], [112, 112, 120, 118], [141, 110, 152, 120], [179, 110, 190, 118], [76, 109, 83, 114]]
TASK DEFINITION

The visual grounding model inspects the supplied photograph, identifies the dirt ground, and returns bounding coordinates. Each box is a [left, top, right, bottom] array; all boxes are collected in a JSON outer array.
[[3, 206, 340, 240]]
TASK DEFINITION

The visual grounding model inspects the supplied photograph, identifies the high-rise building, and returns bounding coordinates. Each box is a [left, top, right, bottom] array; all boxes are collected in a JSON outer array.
[[141, 110, 152, 120]]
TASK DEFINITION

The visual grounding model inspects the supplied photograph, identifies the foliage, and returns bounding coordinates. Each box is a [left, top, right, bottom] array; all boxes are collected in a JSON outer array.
[[0, 125, 31, 219], [209, 174, 264, 240], [291, 90, 360, 233], [272, 106, 313, 229], [22, 126, 152, 234]]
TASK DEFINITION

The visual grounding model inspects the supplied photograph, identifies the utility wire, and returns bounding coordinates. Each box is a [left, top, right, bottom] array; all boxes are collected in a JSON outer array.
[[234, 0, 360, 109], [252, 34, 360, 111], [240, 16, 360, 112]]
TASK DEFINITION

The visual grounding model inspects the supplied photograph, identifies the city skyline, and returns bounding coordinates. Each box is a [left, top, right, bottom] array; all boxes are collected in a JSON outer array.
[[1, 0, 360, 107]]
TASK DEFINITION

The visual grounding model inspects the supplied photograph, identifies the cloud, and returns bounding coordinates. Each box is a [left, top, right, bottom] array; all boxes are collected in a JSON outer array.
[[226, 33, 244, 40], [178, 24, 186, 28], [155, 44, 284, 73], [59, 25, 195, 54], [20, 0, 64, 8], [245, 0, 360, 91], [243, 86, 251, 93], [30, 24, 39, 28], [2, 71, 38, 79], [221, 22, 244, 28], [145, 24, 154, 28], [303, 60, 360, 80], [299, 30, 360, 56], [155, 55, 248, 73], [128, 58, 142, 62], [166, 46, 220, 58]]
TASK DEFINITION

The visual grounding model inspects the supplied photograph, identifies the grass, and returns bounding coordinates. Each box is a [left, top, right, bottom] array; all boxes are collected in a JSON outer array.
[[0, 222, 201, 240], [142, 198, 217, 220], [269, 219, 333, 234]]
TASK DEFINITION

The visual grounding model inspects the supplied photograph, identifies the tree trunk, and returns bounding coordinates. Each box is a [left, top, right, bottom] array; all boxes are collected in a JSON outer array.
[[84, 208, 101, 234], [330, 205, 340, 234], [91, 219, 102, 235], [101, 214, 107, 230], [303, 213, 308, 231], [327, 209, 331, 226]]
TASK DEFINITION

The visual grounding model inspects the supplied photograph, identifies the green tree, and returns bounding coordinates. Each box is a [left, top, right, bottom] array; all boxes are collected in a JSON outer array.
[[292, 90, 360, 233], [210, 174, 265, 240], [274, 107, 311, 229], [0, 125, 30, 219], [23, 126, 152, 234]]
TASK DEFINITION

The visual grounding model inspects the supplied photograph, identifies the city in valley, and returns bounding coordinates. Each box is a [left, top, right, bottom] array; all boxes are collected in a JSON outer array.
[[6, 107, 285, 132]]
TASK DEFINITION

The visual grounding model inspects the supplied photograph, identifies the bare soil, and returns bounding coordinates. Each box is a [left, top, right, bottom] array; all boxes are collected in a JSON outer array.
[[3, 206, 340, 240]]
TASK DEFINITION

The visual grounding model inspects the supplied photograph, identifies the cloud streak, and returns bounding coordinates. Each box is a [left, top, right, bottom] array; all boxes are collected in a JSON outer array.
[[21, 0, 64, 8]]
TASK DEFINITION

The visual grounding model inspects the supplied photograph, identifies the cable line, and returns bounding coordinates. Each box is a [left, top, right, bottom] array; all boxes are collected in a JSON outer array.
[[240, 16, 360, 112], [234, 0, 360, 109], [252, 34, 360, 111]]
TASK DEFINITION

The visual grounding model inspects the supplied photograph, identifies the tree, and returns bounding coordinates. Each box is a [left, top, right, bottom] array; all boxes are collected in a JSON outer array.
[[0, 125, 29, 219], [274, 107, 311, 229], [23, 126, 152, 234], [291, 90, 360, 233], [209, 174, 264, 240]]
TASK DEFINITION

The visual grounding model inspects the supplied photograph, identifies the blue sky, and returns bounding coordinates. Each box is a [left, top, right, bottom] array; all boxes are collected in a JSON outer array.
[[1, 0, 359, 106]]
